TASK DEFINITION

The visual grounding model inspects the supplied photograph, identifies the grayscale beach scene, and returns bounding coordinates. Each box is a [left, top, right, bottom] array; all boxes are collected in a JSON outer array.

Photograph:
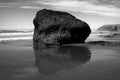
[[0, 0, 120, 80]]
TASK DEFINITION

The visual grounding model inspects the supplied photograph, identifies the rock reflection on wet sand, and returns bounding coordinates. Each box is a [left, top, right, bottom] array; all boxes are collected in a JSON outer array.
[[1, 41, 120, 80], [33, 45, 91, 76]]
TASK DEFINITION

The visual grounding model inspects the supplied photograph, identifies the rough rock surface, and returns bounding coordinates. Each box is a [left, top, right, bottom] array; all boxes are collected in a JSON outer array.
[[33, 9, 91, 46], [98, 24, 120, 32]]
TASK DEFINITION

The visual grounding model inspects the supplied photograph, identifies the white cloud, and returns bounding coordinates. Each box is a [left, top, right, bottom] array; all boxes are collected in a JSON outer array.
[[0, 2, 41, 9], [39, 0, 120, 17], [19, 6, 40, 9]]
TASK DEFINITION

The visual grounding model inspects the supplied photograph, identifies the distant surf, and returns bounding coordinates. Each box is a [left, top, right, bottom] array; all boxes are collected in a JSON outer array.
[[0, 30, 33, 42], [0, 30, 106, 43]]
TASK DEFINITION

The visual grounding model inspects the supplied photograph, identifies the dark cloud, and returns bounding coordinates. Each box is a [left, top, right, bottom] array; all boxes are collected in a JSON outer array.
[[78, 0, 120, 8], [0, 0, 17, 3], [0, 0, 36, 3], [96, 0, 120, 5]]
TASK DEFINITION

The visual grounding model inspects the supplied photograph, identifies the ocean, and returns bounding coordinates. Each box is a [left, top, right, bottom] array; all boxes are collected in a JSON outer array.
[[0, 30, 106, 42], [0, 30, 33, 42]]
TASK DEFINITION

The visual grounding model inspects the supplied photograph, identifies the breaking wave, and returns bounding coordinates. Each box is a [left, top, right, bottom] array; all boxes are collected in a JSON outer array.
[[0, 30, 33, 42]]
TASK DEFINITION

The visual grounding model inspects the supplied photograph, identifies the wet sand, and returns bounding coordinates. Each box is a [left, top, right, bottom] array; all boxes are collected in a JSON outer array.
[[0, 40, 120, 80]]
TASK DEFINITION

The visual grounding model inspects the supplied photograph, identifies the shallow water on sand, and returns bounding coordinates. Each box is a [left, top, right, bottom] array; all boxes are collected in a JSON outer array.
[[0, 41, 120, 80]]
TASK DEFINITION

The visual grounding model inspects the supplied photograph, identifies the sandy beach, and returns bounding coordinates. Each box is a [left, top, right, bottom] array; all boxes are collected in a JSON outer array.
[[1, 0, 120, 79], [0, 40, 120, 80]]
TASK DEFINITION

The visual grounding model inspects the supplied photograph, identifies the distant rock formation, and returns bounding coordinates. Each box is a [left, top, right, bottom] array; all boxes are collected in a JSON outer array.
[[97, 24, 120, 32], [96, 24, 120, 39], [33, 9, 91, 46], [87, 41, 120, 47]]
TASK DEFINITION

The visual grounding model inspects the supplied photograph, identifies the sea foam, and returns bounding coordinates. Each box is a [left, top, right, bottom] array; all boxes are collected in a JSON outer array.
[[0, 30, 33, 42]]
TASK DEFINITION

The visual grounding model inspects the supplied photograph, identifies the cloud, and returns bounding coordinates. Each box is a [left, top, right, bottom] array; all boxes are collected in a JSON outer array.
[[19, 6, 40, 9], [0, 0, 35, 3], [0, 0, 16, 3], [0, 5, 8, 7], [0, 1, 40, 9], [39, 0, 120, 17], [0, 0, 49, 9], [0, 2, 20, 8], [0, 0, 120, 17]]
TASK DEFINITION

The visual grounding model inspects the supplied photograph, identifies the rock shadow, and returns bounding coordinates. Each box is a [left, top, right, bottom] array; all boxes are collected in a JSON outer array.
[[33, 45, 91, 76]]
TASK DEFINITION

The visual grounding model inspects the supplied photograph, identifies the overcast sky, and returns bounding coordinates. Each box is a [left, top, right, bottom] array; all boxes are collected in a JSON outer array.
[[0, 0, 120, 30]]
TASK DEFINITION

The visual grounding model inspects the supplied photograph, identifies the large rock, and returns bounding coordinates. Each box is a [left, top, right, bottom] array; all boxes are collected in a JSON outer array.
[[98, 24, 120, 32], [33, 9, 91, 46]]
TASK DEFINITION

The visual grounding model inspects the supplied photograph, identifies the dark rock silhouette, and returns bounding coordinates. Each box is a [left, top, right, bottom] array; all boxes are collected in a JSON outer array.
[[87, 41, 120, 47], [33, 45, 91, 75], [33, 9, 91, 46], [99, 32, 120, 39], [98, 24, 120, 32]]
